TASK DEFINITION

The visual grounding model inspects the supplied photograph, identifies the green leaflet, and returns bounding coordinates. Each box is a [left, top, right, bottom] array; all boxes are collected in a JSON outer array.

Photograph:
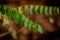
[[1, 5, 7, 15], [11, 8, 17, 20], [24, 18, 30, 27], [57, 8, 59, 14], [18, 6, 24, 14], [30, 5, 35, 14], [49, 7, 54, 15], [33, 24, 38, 32], [54, 7, 58, 15], [40, 6, 45, 14], [25, 5, 30, 13], [45, 6, 49, 15], [19, 15, 25, 25], [29, 21, 34, 30], [54, 7, 59, 15], [15, 13, 20, 24], [6, 7, 11, 17], [38, 24, 43, 33], [19, 14, 23, 25], [35, 6, 40, 14]]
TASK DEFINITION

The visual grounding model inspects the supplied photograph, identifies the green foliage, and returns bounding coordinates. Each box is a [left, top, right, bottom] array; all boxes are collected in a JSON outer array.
[[25, 5, 30, 14], [18, 6, 24, 14], [33, 24, 38, 32], [6, 7, 11, 16], [49, 7, 54, 15], [30, 5, 35, 14], [1, 5, 7, 15], [24, 18, 30, 27], [38, 24, 43, 33], [1, 5, 60, 33], [11, 8, 17, 20], [40, 6, 45, 14], [54, 7, 58, 15], [45, 6, 49, 15], [19, 15, 25, 25], [29, 21, 34, 30], [35, 6, 40, 14], [15, 13, 20, 24]]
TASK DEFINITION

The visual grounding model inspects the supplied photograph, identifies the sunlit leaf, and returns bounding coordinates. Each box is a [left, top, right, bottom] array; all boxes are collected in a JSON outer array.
[[38, 24, 43, 33], [24, 18, 30, 27], [29, 21, 34, 30], [30, 5, 35, 14], [6, 7, 11, 16], [45, 6, 49, 15], [40, 6, 45, 14], [18, 6, 24, 14], [15, 13, 20, 24], [25, 5, 30, 14], [11, 8, 17, 20], [54, 7, 59, 15], [35, 5, 40, 14], [49, 7, 54, 15], [20, 15, 25, 25], [33, 24, 38, 32]]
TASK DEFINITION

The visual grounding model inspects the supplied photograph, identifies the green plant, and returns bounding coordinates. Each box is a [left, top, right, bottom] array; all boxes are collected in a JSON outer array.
[[0, 4, 59, 33]]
